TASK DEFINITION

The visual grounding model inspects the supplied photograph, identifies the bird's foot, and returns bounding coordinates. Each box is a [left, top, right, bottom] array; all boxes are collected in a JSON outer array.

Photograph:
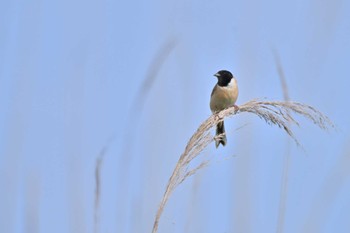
[[214, 114, 222, 121]]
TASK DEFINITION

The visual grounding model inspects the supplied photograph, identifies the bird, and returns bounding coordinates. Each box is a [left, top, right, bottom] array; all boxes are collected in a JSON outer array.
[[210, 70, 239, 148]]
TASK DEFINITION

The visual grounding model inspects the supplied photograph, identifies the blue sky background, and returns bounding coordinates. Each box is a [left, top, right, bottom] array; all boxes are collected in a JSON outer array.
[[1, 0, 350, 232]]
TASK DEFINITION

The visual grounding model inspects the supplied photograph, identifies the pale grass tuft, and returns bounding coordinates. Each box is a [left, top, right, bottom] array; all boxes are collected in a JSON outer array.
[[151, 99, 334, 233]]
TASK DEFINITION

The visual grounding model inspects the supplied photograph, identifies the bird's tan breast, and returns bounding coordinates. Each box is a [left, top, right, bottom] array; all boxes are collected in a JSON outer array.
[[210, 81, 238, 113]]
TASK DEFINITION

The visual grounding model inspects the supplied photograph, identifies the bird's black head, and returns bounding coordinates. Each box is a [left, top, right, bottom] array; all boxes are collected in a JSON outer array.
[[214, 70, 234, 87]]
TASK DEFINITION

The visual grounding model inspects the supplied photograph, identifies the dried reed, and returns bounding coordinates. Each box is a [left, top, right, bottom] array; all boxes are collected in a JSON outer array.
[[94, 145, 107, 233], [152, 99, 334, 233], [273, 50, 291, 233], [93, 39, 177, 233]]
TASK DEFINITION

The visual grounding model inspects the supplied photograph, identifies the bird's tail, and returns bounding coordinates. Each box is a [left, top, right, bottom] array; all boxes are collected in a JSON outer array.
[[215, 121, 227, 148]]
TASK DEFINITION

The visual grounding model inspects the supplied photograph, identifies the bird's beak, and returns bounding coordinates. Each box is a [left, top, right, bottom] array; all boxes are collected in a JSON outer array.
[[214, 73, 220, 77]]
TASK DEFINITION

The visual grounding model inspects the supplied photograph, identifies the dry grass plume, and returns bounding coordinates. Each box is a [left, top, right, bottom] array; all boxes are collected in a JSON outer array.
[[152, 99, 334, 233]]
